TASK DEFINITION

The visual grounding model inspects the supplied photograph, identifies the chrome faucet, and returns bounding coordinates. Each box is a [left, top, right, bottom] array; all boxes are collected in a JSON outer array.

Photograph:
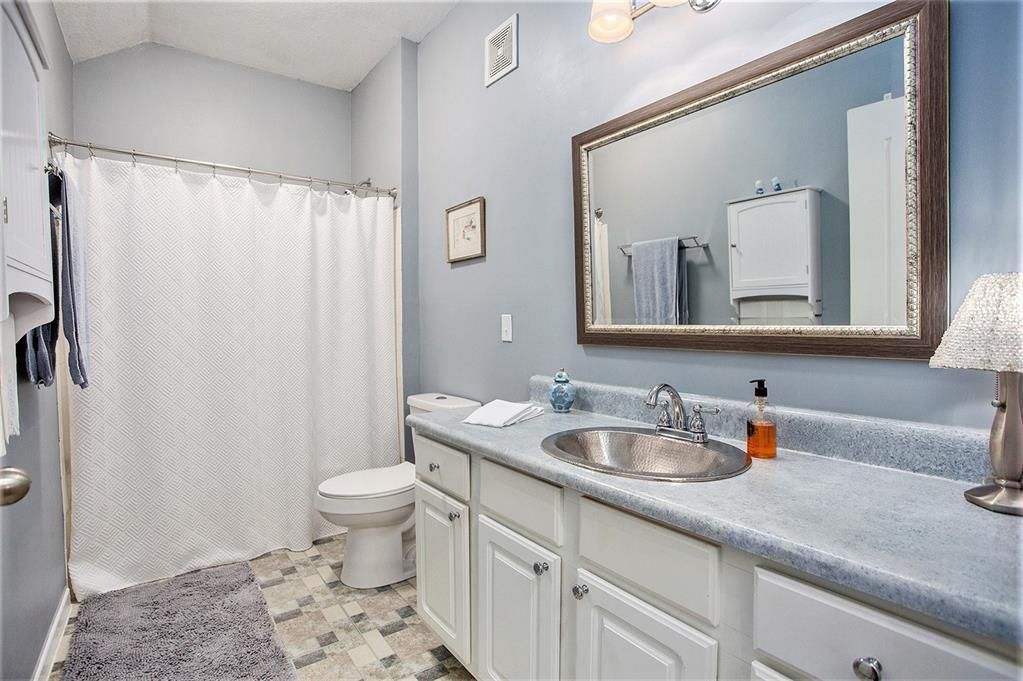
[[644, 384, 719, 445], [645, 384, 688, 430]]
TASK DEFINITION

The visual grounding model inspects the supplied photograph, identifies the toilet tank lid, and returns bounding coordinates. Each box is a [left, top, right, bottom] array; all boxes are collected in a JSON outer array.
[[407, 393, 481, 412], [319, 462, 415, 499]]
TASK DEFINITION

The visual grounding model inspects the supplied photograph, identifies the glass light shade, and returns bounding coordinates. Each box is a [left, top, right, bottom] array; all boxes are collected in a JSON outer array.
[[930, 272, 1023, 372], [589, 0, 634, 43]]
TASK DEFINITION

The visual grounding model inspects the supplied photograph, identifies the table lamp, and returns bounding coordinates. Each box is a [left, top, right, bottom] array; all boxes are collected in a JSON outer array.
[[930, 272, 1022, 515]]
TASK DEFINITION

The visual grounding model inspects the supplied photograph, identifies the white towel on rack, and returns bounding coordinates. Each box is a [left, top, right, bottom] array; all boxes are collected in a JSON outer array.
[[463, 400, 544, 428], [592, 217, 613, 324]]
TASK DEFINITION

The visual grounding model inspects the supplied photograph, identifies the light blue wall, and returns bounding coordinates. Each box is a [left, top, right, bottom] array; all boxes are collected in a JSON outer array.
[[1, 3, 72, 679], [417, 0, 1020, 431], [352, 38, 421, 459], [74, 43, 352, 180]]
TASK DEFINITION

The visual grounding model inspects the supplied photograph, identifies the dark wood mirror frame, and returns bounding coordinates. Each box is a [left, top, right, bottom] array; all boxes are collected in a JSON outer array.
[[572, 0, 947, 359]]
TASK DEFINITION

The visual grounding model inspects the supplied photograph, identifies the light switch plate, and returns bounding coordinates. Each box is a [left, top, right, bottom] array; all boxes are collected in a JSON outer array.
[[501, 314, 513, 342]]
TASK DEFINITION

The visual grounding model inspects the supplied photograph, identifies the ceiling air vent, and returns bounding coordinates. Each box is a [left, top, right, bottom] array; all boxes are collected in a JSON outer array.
[[484, 14, 518, 87]]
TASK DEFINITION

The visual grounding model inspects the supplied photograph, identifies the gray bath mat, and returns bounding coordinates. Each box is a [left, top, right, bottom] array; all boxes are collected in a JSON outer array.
[[63, 562, 296, 681]]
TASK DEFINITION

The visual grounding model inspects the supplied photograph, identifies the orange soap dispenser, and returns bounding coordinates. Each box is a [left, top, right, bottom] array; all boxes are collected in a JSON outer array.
[[746, 378, 777, 459]]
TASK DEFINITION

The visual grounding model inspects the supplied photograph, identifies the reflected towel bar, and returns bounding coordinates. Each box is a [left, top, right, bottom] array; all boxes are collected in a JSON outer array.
[[618, 237, 709, 256]]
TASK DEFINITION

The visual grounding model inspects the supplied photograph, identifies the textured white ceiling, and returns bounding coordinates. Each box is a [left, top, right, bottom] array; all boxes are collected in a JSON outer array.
[[53, 1, 457, 91]]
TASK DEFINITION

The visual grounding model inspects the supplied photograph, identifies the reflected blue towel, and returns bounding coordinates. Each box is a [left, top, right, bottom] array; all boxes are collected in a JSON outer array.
[[632, 237, 686, 324]]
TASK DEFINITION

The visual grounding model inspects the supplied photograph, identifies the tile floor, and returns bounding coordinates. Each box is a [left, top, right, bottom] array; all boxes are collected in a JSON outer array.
[[49, 534, 470, 681]]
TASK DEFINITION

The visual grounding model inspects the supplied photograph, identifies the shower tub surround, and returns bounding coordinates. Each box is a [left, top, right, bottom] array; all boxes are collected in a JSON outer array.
[[407, 377, 1021, 648]]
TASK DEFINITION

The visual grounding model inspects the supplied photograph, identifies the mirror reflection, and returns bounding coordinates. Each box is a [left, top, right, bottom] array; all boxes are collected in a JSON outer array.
[[587, 35, 908, 328]]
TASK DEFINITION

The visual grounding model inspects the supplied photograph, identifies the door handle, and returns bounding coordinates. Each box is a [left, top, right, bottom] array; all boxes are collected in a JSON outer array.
[[0, 468, 31, 506]]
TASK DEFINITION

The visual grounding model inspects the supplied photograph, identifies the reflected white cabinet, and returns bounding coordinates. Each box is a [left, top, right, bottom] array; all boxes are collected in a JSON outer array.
[[727, 187, 821, 320], [415, 481, 471, 664], [574, 569, 718, 681], [477, 515, 560, 681], [1, 2, 54, 335]]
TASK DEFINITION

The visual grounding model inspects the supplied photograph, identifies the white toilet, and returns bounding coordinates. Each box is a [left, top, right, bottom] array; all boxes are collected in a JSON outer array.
[[315, 392, 480, 589]]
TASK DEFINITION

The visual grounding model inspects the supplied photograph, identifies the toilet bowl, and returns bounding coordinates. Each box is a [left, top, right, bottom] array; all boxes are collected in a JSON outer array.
[[315, 462, 416, 589], [316, 392, 481, 589]]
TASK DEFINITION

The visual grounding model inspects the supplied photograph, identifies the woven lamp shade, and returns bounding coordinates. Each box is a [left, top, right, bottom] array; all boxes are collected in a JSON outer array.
[[929, 273, 1022, 372]]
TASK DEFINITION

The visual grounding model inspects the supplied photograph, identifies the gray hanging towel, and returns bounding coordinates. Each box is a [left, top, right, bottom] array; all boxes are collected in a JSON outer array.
[[58, 164, 90, 388], [24, 174, 64, 387], [632, 237, 687, 324]]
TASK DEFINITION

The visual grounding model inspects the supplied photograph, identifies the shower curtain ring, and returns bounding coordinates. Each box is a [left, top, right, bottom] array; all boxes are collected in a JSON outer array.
[[247, 168, 252, 181], [131, 149, 137, 166], [88, 143, 95, 159], [279, 174, 283, 187]]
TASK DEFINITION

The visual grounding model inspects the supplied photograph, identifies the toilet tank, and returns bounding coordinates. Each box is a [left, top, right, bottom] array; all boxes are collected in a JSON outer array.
[[407, 393, 481, 415]]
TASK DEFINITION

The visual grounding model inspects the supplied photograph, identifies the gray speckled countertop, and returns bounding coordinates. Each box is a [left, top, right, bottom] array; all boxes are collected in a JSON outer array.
[[407, 406, 1023, 647]]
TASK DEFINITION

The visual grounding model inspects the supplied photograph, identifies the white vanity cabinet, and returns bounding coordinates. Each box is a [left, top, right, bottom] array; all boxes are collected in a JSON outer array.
[[414, 480, 471, 664], [408, 433, 1020, 681], [727, 187, 822, 321], [1, 2, 55, 335], [477, 515, 561, 681], [574, 569, 718, 680]]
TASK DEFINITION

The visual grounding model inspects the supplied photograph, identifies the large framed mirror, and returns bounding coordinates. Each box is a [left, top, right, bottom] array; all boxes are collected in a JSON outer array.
[[572, 0, 947, 358]]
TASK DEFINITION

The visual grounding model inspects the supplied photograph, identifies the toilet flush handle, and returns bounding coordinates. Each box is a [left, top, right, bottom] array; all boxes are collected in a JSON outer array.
[[428, 462, 440, 472]]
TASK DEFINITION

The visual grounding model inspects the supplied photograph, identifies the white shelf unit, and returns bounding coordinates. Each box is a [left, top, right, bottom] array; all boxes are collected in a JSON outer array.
[[726, 187, 822, 321]]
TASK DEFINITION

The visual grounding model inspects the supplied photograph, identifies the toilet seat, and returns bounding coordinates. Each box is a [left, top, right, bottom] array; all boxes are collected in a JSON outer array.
[[315, 462, 415, 516], [318, 462, 414, 499]]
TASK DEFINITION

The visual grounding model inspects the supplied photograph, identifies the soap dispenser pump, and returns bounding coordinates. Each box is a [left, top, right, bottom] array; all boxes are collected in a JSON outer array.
[[746, 379, 777, 459]]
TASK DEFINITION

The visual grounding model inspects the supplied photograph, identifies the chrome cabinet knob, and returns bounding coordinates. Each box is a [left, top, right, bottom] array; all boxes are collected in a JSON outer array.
[[0, 467, 31, 506], [852, 657, 882, 681], [571, 584, 589, 600], [533, 561, 549, 575], [448, 511, 460, 522], [428, 462, 440, 472]]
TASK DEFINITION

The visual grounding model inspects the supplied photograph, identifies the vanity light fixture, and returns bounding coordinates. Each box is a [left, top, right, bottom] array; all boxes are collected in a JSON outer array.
[[930, 272, 1023, 515], [588, 0, 720, 43]]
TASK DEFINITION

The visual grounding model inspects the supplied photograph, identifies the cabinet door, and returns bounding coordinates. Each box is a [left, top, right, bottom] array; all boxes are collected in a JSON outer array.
[[478, 515, 560, 681], [1, 6, 49, 279], [728, 194, 808, 292], [574, 569, 717, 681], [415, 481, 470, 664]]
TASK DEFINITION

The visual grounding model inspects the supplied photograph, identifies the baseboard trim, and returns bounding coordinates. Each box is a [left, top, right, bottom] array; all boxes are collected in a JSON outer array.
[[30, 587, 70, 681]]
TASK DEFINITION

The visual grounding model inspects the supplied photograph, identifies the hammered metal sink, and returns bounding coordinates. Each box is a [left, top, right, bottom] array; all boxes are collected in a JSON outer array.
[[540, 427, 751, 482]]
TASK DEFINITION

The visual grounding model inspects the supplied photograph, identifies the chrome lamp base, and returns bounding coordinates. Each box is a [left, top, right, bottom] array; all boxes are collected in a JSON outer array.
[[969, 372, 1023, 516], [965, 481, 1023, 516]]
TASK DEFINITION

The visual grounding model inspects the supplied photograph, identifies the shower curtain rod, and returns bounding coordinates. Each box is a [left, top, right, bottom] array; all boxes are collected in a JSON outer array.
[[47, 133, 399, 198]]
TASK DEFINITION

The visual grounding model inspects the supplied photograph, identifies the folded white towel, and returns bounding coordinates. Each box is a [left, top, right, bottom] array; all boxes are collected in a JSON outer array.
[[464, 400, 545, 428]]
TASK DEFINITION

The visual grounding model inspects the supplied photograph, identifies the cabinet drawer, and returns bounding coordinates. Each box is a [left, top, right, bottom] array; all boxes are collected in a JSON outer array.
[[480, 460, 563, 547], [413, 433, 470, 501], [753, 568, 1017, 680], [578, 498, 720, 625]]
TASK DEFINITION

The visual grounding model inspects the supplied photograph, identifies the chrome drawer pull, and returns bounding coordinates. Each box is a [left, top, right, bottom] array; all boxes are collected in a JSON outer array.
[[448, 511, 460, 522], [852, 657, 882, 681], [428, 462, 440, 472], [533, 561, 549, 575], [571, 584, 589, 600]]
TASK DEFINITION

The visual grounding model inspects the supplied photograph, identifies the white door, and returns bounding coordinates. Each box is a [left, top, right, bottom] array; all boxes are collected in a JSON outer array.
[[415, 481, 470, 664], [574, 569, 718, 681], [1, 5, 49, 280], [478, 515, 561, 681], [728, 194, 808, 293], [847, 95, 907, 325]]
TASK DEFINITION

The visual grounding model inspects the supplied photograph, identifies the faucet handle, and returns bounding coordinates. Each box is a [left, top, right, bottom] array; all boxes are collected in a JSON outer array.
[[689, 404, 720, 434]]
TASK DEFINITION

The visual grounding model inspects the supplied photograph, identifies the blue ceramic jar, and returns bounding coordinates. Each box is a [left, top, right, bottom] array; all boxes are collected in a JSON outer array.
[[549, 369, 577, 413]]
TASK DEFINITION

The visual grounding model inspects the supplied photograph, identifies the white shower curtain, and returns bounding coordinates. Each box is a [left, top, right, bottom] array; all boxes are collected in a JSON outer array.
[[60, 154, 401, 598]]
